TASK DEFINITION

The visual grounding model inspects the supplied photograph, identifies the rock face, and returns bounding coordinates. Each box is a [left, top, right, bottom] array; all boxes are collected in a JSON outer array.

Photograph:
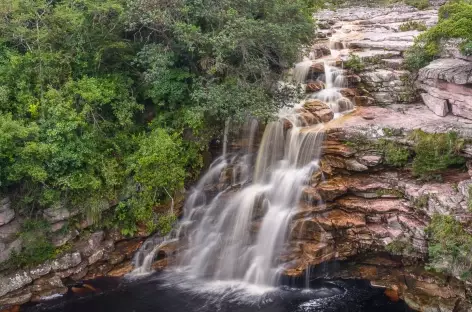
[[315, 5, 438, 105], [417, 59, 472, 119]]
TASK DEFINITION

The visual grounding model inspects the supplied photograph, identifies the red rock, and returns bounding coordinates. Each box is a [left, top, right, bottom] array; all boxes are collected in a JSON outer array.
[[306, 80, 325, 93]]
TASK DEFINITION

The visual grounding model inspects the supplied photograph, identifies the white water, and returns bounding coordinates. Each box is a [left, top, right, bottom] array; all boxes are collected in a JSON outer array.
[[131, 50, 354, 288]]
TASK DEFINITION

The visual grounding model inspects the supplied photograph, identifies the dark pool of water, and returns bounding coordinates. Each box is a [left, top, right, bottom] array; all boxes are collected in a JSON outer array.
[[24, 272, 413, 312]]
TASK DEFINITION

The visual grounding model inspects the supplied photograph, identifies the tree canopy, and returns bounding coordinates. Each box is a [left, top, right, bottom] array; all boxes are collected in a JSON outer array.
[[0, 0, 314, 235]]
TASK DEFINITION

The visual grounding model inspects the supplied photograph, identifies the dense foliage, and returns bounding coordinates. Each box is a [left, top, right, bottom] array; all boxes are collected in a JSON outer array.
[[405, 0, 472, 71], [0, 0, 315, 237], [410, 130, 465, 179], [427, 214, 472, 281]]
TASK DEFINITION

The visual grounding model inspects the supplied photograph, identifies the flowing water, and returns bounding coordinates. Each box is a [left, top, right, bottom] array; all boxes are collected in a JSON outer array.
[[132, 51, 355, 286], [24, 50, 415, 312]]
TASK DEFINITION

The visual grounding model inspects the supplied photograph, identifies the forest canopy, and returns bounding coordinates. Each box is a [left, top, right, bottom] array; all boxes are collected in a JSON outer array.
[[0, 0, 314, 235]]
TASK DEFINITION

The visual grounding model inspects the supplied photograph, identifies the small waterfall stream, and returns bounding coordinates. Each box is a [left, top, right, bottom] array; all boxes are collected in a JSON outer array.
[[131, 51, 353, 288]]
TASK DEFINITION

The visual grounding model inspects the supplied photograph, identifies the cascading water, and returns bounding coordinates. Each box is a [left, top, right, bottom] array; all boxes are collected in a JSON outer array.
[[179, 118, 324, 286], [131, 50, 354, 288]]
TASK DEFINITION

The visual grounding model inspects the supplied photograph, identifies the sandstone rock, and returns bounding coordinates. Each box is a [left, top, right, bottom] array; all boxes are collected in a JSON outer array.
[[88, 249, 104, 265], [345, 159, 368, 171], [311, 62, 325, 73], [354, 96, 375, 106], [317, 178, 348, 201], [418, 58, 472, 85], [303, 100, 334, 123], [108, 239, 143, 265], [0, 209, 14, 227], [31, 275, 64, 294], [420, 92, 449, 117], [43, 204, 79, 223], [51, 252, 82, 271], [306, 80, 325, 93], [107, 262, 133, 277], [50, 221, 67, 233], [316, 209, 365, 230], [55, 260, 88, 279], [322, 141, 356, 157], [74, 231, 105, 257], [358, 155, 382, 167], [0, 271, 32, 297], [0, 219, 21, 242], [0, 287, 32, 307], [52, 229, 79, 247], [29, 261, 52, 280], [0, 238, 22, 263]]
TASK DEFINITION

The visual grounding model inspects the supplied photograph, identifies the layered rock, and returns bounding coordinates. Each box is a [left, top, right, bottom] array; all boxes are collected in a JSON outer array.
[[417, 58, 472, 119]]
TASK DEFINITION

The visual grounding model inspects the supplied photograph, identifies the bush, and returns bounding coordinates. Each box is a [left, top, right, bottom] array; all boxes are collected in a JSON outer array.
[[427, 215, 472, 280], [410, 130, 465, 178], [386, 239, 414, 255], [344, 54, 364, 73], [404, 44, 434, 71], [405, 0, 429, 10], [383, 141, 410, 167], [399, 21, 427, 32]]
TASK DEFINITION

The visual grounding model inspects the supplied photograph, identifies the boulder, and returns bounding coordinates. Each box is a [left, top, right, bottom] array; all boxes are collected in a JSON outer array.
[[0, 270, 32, 297], [29, 261, 52, 279], [306, 80, 325, 93], [0, 205, 14, 227], [43, 204, 79, 223], [418, 58, 472, 85], [354, 96, 375, 106], [0, 238, 22, 263], [303, 100, 334, 123], [420, 93, 448, 117], [51, 252, 82, 271], [74, 231, 105, 257], [31, 275, 67, 302], [0, 287, 32, 307]]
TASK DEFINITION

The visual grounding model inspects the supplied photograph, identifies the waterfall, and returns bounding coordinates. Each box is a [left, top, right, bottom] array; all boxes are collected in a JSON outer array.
[[179, 119, 324, 286], [130, 52, 354, 287]]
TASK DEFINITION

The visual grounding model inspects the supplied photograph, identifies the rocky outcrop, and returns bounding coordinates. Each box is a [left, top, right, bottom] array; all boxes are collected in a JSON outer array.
[[315, 5, 438, 105], [0, 225, 150, 309], [417, 58, 472, 119]]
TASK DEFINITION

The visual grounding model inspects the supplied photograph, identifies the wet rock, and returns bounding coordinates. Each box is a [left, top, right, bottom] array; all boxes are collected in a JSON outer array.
[[51, 252, 82, 272], [0, 270, 32, 297], [317, 178, 348, 201], [107, 262, 134, 277], [43, 204, 79, 223], [322, 141, 356, 157], [303, 99, 334, 123], [316, 209, 365, 230], [0, 287, 32, 307], [306, 80, 325, 93], [31, 275, 67, 302]]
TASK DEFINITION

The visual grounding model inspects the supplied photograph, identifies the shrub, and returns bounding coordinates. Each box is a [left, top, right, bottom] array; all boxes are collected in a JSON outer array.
[[399, 21, 427, 32], [405, 0, 429, 10], [410, 130, 465, 178], [344, 54, 364, 73], [404, 44, 434, 71], [386, 239, 414, 255], [383, 141, 410, 167], [427, 215, 472, 280]]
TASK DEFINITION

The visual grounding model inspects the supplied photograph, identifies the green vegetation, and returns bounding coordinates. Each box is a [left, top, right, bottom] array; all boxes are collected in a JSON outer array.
[[413, 194, 429, 210], [410, 130, 465, 179], [427, 214, 472, 280], [0, 0, 314, 238], [1, 219, 72, 270], [405, 0, 429, 10], [405, 0, 472, 71], [467, 186, 472, 212], [386, 239, 414, 255], [344, 54, 365, 73], [382, 141, 410, 167], [399, 21, 427, 32]]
